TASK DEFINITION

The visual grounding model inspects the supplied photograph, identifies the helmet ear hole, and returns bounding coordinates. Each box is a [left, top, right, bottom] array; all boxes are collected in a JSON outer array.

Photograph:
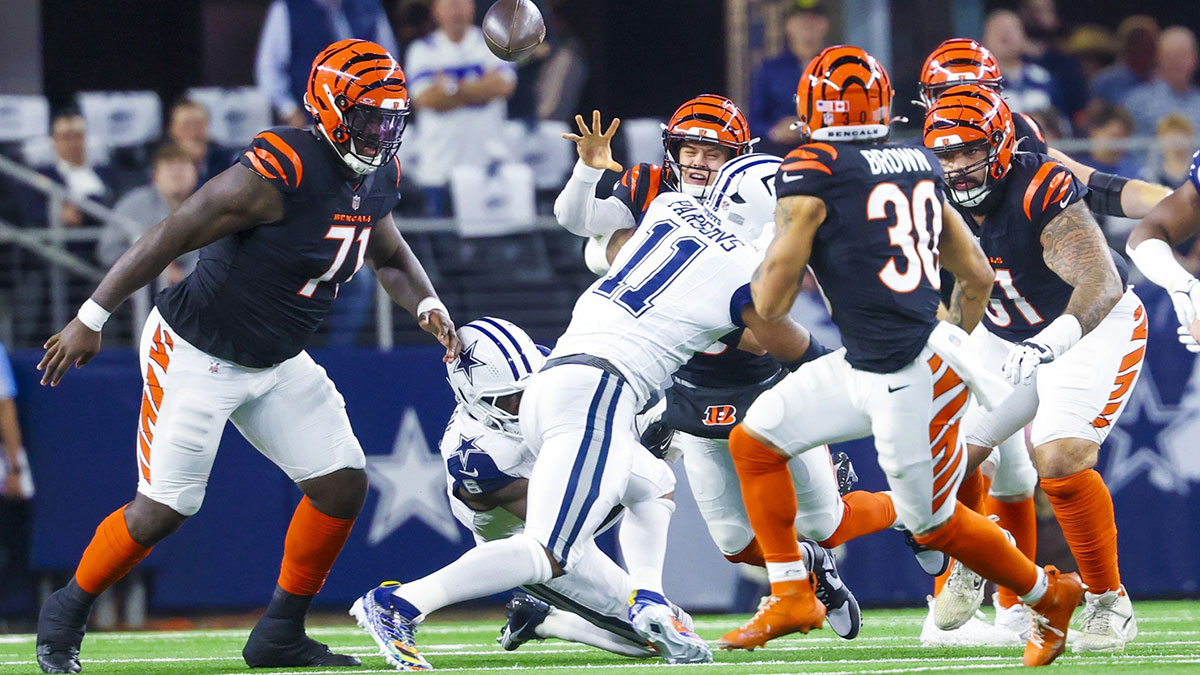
[[332, 127, 348, 142], [334, 94, 350, 110]]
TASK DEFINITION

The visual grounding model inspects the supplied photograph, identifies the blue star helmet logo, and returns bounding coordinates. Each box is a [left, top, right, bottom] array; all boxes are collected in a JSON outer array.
[[453, 341, 485, 384]]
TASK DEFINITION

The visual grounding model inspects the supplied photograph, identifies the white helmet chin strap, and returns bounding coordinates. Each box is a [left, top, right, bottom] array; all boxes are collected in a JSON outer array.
[[950, 183, 991, 208], [679, 180, 708, 198]]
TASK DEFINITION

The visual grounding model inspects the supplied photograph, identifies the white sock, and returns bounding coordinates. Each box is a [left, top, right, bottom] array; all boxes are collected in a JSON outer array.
[[395, 534, 552, 616], [618, 497, 675, 594], [766, 559, 809, 585], [537, 608, 655, 658], [1019, 567, 1049, 606]]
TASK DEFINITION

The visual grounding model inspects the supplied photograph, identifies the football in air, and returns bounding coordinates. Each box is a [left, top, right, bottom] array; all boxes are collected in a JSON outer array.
[[482, 0, 546, 63]]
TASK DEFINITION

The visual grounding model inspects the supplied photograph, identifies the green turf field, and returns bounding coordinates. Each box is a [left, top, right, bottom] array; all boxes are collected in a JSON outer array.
[[3, 600, 1200, 674]]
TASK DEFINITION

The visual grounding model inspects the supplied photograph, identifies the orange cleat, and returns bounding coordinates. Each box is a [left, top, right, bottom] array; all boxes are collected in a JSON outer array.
[[717, 575, 826, 650], [1024, 566, 1084, 667]]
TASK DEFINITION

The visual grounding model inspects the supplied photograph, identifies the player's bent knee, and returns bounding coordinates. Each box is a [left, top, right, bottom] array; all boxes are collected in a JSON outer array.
[[510, 533, 557, 582], [991, 458, 1038, 499], [708, 522, 756, 557], [1033, 439, 1099, 478], [298, 467, 368, 519], [743, 389, 786, 438], [794, 509, 840, 543], [126, 492, 191, 545]]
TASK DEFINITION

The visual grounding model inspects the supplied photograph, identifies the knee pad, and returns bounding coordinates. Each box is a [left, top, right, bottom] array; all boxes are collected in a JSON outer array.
[[794, 507, 841, 544], [510, 533, 555, 583], [990, 436, 1037, 499], [708, 521, 756, 557]]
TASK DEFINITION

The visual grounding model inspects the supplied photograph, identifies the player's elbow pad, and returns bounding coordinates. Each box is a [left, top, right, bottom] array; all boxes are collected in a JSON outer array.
[[1085, 171, 1129, 218]]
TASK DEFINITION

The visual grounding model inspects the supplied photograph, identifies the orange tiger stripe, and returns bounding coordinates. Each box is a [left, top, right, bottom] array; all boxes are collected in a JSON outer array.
[[243, 150, 278, 180], [642, 173, 662, 210], [1119, 345, 1146, 373], [629, 165, 642, 198], [780, 159, 832, 175], [806, 142, 839, 160], [145, 364, 163, 410], [1019, 113, 1046, 143], [1041, 171, 1068, 211], [149, 328, 171, 372], [139, 392, 155, 440], [253, 147, 289, 186], [260, 132, 304, 186], [1023, 162, 1057, 220], [138, 434, 152, 481], [1132, 313, 1148, 340], [927, 354, 944, 373], [1097, 400, 1121, 417], [930, 387, 969, 437], [932, 367, 964, 400], [162, 330, 173, 349]]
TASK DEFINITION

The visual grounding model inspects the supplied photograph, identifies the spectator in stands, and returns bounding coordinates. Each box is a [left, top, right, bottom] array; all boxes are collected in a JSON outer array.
[[1078, 105, 1140, 178], [167, 100, 233, 184], [1018, 0, 1087, 122], [26, 109, 114, 230], [1141, 114, 1196, 189], [255, 0, 399, 127], [0, 340, 34, 621], [749, 1, 829, 157], [983, 9, 1059, 116], [97, 143, 199, 285], [1124, 26, 1200, 137], [1063, 25, 1116, 84], [1089, 16, 1159, 108], [509, 2, 588, 124], [405, 0, 516, 216]]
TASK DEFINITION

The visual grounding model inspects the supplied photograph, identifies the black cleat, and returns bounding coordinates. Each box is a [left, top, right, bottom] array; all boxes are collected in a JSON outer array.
[[498, 594, 551, 651], [802, 540, 861, 639], [242, 617, 361, 668], [36, 583, 93, 674], [832, 452, 858, 496], [902, 529, 950, 576]]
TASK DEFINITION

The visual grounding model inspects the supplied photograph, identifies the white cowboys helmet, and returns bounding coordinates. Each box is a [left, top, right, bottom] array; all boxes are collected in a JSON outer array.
[[447, 317, 547, 436], [703, 152, 782, 248]]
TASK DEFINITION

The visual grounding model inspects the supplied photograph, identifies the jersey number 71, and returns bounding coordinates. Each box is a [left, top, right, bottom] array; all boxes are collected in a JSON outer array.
[[594, 220, 705, 316]]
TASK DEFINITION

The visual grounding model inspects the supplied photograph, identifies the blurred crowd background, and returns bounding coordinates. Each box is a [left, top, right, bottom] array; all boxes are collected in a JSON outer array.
[[2, 0, 1200, 628]]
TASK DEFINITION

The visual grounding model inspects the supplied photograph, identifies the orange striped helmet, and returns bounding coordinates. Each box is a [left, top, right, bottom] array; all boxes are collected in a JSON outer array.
[[919, 39, 1006, 108], [923, 85, 1016, 208], [662, 94, 753, 197], [794, 45, 893, 143], [304, 39, 410, 175]]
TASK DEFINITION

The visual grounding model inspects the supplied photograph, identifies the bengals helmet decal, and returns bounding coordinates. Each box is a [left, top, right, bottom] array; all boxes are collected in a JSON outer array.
[[923, 84, 1016, 208], [662, 94, 753, 198], [794, 45, 894, 143], [304, 39, 410, 175], [919, 38, 1006, 107]]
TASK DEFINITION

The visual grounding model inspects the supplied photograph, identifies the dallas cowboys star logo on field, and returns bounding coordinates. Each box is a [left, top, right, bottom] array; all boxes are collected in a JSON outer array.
[[453, 341, 485, 384], [364, 408, 463, 546]]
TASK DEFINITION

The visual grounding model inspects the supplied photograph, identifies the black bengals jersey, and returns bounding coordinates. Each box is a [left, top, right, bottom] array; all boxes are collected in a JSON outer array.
[[1012, 112, 1048, 155], [777, 141, 947, 374], [954, 153, 1086, 342], [612, 163, 672, 226], [157, 127, 402, 368]]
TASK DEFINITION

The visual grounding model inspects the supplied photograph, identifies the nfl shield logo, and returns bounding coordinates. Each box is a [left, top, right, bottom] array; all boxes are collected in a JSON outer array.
[[352, 194, 361, 210]]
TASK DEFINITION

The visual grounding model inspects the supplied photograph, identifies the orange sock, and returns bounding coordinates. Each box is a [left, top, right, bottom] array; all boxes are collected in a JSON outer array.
[[932, 470, 992, 595], [916, 503, 1038, 597], [1040, 470, 1120, 593], [74, 506, 152, 595], [728, 425, 801, 564], [819, 491, 897, 548], [987, 495, 1037, 607], [725, 538, 765, 566], [277, 497, 356, 596]]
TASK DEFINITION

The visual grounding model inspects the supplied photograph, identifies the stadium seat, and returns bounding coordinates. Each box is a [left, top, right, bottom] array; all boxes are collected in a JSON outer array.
[[449, 162, 537, 236], [76, 91, 163, 151], [0, 95, 49, 144], [185, 87, 273, 148], [622, 118, 666, 168]]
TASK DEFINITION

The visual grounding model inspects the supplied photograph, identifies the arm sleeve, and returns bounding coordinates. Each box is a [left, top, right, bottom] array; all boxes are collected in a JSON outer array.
[[237, 130, 307, 193], [553, 160, 636, 237], [1022, 160, 1086, 232], [1190, 150, 1200, 195], [728, 282, 754, 328], [254, 1, 297, 118]]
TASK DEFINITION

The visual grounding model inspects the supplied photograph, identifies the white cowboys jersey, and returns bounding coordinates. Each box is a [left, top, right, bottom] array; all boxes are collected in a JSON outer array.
[[551, 192, 760, 406], [439, 407, 536, 498]]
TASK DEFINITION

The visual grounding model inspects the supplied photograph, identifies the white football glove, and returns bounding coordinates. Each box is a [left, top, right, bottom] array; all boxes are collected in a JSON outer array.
[[1000, 315, 1083, 385], [1178, 326, 1200, 353], [1001, 341, 1056, 384], [1170, 277, 1200, 347]]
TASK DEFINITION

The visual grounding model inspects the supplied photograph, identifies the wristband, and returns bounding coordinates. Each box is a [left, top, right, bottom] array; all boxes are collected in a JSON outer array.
[[76, 298, 111, 332], [1085, 171, 1129, 217], [782, 334, 831, 372], [416, 296, 448, 319]]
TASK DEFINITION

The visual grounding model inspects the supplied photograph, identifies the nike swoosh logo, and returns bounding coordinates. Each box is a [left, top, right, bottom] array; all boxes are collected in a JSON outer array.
[[781, 173, 804, 182], [888, 384, 910, 393], [1059, 197, 1070, 208], [459, 467, 479, 478]]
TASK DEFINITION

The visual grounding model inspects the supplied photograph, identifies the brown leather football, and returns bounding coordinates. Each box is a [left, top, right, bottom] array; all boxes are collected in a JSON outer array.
[[482, 0, 546, 63]]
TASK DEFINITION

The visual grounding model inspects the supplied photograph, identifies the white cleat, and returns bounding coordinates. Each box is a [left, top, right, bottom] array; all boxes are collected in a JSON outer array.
[[1072, 586, 1137, 653], [933, 559, 986, 630], [628, 591, 712, 664], [920, 596, 1022, 647], [991, 592, 1032, 641]]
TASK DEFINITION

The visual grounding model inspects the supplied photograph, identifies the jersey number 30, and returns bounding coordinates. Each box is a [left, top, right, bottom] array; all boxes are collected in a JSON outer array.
[[594, 220, 705, 316], [870, 180, 942, 292]]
